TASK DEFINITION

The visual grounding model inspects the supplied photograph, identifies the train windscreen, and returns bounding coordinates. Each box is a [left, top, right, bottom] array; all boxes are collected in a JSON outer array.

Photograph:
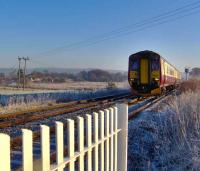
[[151, 57, 160, 70], [131, 59, 139, 70]]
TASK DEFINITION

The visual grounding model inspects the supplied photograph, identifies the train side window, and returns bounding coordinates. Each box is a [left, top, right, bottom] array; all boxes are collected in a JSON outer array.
[[170, 70, 174, 76]]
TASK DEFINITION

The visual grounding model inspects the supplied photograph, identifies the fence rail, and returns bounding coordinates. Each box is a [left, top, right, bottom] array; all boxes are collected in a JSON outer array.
[[0, 104, 128, 171]]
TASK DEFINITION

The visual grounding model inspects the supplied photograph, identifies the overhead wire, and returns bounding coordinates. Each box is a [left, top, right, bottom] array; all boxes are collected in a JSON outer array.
[[33, 0, 200, 57], [78, 8, 200, 48], [30, 58, 58, 69], [25, 0, 200, 71], [9, 65, 18, 74]]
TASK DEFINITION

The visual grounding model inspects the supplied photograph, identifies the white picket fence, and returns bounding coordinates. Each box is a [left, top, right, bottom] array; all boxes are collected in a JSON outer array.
[[0, 103, 128, 171]]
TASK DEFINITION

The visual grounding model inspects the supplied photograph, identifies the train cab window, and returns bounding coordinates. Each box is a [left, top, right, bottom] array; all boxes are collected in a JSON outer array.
[[151, 58, 160, 70], [131, 59, 139, 70]]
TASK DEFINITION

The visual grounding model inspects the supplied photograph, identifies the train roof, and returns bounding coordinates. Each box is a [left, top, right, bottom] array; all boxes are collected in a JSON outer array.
[[129, 50, 160, 57], [129, 50, 181, 73]]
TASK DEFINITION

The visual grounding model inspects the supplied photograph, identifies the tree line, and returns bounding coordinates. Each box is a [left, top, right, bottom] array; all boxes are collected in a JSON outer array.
[[190, 67, 200, 77], [27, 69, 127, 83]]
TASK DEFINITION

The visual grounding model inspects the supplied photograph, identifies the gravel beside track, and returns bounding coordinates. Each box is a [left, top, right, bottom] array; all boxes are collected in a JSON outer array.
[[0, 93, 132, 138], [0, 91, 174, 170]]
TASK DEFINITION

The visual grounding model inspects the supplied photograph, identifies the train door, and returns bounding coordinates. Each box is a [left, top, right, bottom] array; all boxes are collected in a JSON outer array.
[[140, 58, 149, 84], [160, 59, 167, 88], [162, 60, 166, 86]]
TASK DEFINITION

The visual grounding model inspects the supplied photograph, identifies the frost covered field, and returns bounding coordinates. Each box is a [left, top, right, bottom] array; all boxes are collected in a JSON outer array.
[[128, 89, 200, 170], [30, 81, 129, 90], [0, 88, 130, 114]]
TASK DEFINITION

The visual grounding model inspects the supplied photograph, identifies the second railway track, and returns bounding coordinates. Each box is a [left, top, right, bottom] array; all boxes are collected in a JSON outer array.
[[0, 93, 132, 130]]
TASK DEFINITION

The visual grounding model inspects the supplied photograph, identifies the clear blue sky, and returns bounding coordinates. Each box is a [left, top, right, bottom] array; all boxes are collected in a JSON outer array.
[[0, 0, 200, 71]]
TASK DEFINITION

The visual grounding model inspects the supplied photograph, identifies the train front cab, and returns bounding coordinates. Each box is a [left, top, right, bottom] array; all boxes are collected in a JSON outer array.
[[129, 54, 162, 96]]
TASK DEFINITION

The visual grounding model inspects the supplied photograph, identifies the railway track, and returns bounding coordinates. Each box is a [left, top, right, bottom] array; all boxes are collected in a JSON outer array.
[[3, 93, 133, 170], [0, 93, 131, 129], [128, 90, 175, 120], [1, 91, 174, 170], [0, 92, 132, 142]]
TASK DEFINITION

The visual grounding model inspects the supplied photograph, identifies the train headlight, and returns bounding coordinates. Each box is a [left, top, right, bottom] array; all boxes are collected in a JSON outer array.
[[130, 78, 137, 81], [152, 78, 160, 86]]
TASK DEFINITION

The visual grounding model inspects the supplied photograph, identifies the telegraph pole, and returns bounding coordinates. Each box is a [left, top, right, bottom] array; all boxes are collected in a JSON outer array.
[[18, 57, 22, 88], [22, 57, 30, 90]]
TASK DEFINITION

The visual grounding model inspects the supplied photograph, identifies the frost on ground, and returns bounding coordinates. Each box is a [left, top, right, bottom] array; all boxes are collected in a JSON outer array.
[[128, 91, 200, 171], [0, 88, 130, 114]]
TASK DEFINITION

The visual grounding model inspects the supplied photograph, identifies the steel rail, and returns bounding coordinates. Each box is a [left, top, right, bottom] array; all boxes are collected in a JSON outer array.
[[0, 93, 131, 129], [5, 91, 174, 170]]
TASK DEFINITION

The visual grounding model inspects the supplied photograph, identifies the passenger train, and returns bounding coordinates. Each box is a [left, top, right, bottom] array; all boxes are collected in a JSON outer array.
[[128, 50, 181, 96]]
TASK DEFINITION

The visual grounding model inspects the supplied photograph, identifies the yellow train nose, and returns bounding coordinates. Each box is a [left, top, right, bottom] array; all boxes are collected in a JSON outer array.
[[140, 58, 149, 84]]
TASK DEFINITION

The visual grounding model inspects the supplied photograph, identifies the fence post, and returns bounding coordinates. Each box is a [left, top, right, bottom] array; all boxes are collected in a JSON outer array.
[[77, 117, 84, 171], [22, 129, 33, 171], [55, 121, 64, 171], [99, 111, 105, 171], [105, 109, 110, 171], [41, 125, 50, 171], [113, 107, 118, 171], [93, 112, 99, 171], [116, 103, 128, 171], [0, 134, 10, 171], [109, 107, 114, 171], [67, 119, 75, 171], [86, 114, 92, 171]]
